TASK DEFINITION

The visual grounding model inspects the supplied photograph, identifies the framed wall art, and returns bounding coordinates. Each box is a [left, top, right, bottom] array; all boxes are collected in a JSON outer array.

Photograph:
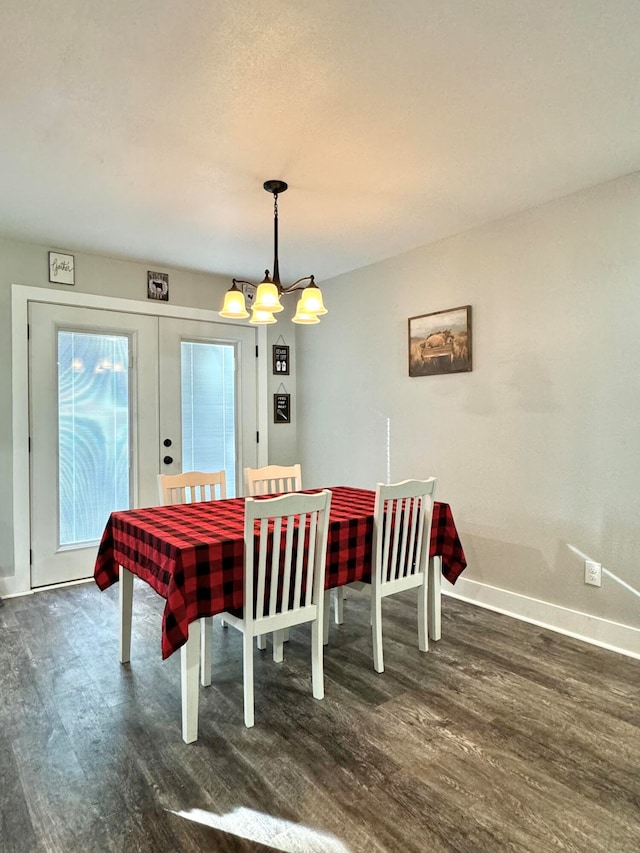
[[49, 251, 75, 285], [147, 271, 169, 301], [273, 344, 290, 375], [273, 392, 291, 424], [241, 281, 256, 309], [408, 305, 472, 377]]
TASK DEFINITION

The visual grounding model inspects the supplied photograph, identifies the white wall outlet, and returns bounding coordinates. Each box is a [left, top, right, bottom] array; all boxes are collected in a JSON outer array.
[[584, 560, 602, 587]]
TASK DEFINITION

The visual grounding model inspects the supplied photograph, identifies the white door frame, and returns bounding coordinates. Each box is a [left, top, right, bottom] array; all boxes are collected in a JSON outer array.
[[9, 284, 268, 597]]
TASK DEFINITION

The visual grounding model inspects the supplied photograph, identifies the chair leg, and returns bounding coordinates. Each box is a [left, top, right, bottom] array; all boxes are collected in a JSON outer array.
[[372, 593, 384, 673], [180, 620, 200, 743], [428, 556, 442, 641], [200, 617, 212, 686], [257, 634, 266, 650], [323, 590, 330, 645], [119, 566, 133, 664], [311, 617, 324, 700], [243, 631, 255, 728], [273, 629, 284, 663], [418, 580, 429, 652], [333, 587, 345, 624]]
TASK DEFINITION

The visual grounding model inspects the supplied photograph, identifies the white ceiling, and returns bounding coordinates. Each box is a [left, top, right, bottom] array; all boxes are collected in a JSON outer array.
[[1, 1, 639, 284]]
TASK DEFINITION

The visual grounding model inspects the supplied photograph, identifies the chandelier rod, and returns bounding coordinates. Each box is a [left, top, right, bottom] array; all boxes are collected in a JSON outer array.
[[268, 183, 314, 292], [272, 191, 281, 287]]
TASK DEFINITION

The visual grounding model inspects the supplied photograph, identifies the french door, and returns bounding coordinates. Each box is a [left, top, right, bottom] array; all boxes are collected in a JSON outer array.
[[29, 303, 257, 587]]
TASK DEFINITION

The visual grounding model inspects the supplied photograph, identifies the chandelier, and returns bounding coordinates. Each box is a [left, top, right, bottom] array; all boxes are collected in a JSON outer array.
[[219, 180, 327, 325]]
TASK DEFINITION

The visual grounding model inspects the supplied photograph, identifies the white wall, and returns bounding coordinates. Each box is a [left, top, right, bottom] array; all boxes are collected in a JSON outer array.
[[296, 173, 640, 654], [0, 237, 296, 586]]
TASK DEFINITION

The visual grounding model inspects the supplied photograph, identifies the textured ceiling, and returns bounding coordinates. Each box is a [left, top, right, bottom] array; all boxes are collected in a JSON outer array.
[[1, 1, 639, 285]]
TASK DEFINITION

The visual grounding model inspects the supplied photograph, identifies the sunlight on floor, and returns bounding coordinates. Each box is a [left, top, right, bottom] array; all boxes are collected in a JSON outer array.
[[169, 807, 352, 852]]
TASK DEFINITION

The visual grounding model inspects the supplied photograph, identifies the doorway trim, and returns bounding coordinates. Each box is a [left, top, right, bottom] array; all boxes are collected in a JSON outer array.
[[9, 284, 268, 597]]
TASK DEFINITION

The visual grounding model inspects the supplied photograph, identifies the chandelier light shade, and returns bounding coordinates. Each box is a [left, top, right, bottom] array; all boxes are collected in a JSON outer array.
[[250, 309, 277, 324], [219, 280, 250, 319], [253, 279, 284, 313], [219, 180, 327, 325], [291, 305, 320, 324], [296, 283, 327, 316]]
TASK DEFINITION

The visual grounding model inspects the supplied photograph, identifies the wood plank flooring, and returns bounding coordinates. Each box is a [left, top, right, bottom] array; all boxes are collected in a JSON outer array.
[[1, 581, 639, 852]]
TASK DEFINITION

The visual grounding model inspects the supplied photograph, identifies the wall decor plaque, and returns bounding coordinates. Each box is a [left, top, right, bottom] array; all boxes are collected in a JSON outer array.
[[273, 344, 290, 375], [147, 271, 169, 301], [273, 393, 291, 423], [49, 252, 75, 285], [408, 305, 472, 377]]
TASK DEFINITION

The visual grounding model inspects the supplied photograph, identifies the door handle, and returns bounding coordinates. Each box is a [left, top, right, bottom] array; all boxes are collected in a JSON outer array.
[[163, 455, 173, 465]]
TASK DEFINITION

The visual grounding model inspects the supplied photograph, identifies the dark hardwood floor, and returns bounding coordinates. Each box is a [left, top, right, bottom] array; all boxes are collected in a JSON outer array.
[[1, 580, 639, 852]]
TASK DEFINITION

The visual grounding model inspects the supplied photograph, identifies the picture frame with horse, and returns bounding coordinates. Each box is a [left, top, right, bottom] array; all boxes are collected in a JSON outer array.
[[408, 305, 472, 376]]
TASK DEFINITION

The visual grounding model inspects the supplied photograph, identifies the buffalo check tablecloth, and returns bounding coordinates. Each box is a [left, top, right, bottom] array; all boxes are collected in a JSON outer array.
[[94, 486, 467, 660]]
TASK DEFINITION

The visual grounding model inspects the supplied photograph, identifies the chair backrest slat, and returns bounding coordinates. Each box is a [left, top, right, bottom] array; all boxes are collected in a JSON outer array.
[[381, 506, 392, 583], [373, 478, 437, 590], [280, 514, 296, 614], [304, 511, 318, 608], [157, 470, 226, 506], [244, 490, 331, 627], [399, 498, 411, 578], [390, 498, 403, 581], [410, 497, 424, 577], [398, 496, 418, 579], [268, 517, 283, 617], [244, 464, 302, 497], [255, 518, 268, 619], [292, 517, 306, 610]]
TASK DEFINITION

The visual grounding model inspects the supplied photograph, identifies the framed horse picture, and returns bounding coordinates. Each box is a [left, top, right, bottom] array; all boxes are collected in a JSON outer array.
[[408, 305, 472, 377]]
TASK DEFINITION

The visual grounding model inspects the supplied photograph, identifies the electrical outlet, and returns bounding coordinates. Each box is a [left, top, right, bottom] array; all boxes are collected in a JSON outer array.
[[584, 560, 602, 587]]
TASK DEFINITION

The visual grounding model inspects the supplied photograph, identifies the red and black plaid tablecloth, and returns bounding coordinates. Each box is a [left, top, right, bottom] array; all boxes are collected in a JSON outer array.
[[94, 486, 466, 659]]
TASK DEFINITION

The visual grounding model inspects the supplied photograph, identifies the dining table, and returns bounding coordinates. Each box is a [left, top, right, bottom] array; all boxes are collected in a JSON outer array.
[[94, 485, 467, 742]]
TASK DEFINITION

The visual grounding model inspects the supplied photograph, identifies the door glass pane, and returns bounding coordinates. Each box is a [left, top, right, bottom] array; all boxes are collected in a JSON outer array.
[[181, 341, 237, 496], [58, 331, 130, 546]]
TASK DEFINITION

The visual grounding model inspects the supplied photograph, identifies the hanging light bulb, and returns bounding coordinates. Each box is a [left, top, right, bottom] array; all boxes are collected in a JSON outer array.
[[292, 298, 321, 324], [253, 271, 284, 313], [219, 281, 249, 319], [250, 308, 277, 325], [295, 279, 327, 316]]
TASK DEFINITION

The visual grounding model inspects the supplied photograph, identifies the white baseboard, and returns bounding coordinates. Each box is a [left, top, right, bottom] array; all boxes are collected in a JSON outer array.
[[0, 576, 28, 598], [445, 577, 640, 661]]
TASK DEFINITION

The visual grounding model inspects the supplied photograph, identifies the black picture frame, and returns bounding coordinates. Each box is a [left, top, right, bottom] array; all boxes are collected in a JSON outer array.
[[49, 251, 75, 285], [273, 344, 290, 375], [147, 271, 169, 301], [273, 393, 291, 424]]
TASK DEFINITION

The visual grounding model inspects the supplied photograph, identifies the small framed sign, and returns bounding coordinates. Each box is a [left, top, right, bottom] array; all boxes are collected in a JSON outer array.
[[273, 393, 291, 424], [273, 344, 290, 375], [242, 281, 257, 308], [147, 270, 169, 301], [49, 251, 75, 285]]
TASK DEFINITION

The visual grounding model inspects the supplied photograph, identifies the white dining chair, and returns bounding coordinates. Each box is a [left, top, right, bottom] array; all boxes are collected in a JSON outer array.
[[244, 463, 303, 649], [157, 470, 226, 505], [157, 470, 226, 686], [369, 477, 437, 672], [220, 489, 332, 727], [244, 463, 302, 496]]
